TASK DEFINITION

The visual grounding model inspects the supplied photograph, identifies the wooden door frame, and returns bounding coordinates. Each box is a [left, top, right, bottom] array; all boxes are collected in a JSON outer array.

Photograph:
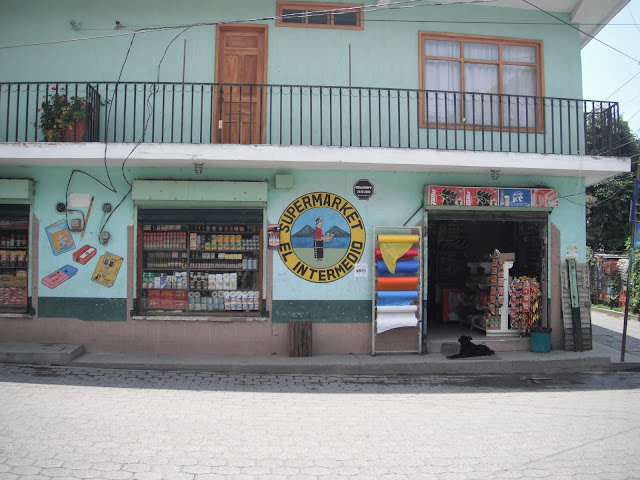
[[214, 24, 269, 144]]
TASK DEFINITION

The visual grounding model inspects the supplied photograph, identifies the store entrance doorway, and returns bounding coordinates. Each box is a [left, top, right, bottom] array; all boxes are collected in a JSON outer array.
[[424, 212, 548, 352]]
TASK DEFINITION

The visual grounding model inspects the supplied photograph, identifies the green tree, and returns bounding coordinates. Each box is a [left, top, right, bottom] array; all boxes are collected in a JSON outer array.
[[586, 118, 640, 252]]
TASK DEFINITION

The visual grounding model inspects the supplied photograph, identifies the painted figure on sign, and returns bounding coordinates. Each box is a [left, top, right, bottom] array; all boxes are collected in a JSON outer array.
[[314, 218, 324, 261]]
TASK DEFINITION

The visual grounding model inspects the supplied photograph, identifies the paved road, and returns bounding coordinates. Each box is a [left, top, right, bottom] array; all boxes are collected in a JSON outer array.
[[591, 309, 640, 358], [1, 364, 640, 480]]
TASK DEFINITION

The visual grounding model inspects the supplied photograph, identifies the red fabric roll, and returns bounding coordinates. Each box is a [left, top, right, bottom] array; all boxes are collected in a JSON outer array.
[[376, 276, 419, 291], [375, 248, 419, 261]]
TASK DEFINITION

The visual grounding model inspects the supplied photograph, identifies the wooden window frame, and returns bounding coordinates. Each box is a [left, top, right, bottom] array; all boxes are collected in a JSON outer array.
[[276, 1, 364, 30], [418, 32, 545, 133]]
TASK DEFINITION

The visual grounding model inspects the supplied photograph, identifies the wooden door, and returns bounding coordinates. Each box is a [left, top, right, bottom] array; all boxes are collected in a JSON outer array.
[[214, 25, 268, 144]]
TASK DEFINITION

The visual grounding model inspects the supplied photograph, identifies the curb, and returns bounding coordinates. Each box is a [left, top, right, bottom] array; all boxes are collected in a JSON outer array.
[[68, 354, 615, 376], [592, 307, 640, 322]]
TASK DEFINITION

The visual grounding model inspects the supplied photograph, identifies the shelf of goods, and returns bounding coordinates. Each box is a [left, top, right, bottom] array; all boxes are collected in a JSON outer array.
[[463, 251, 518, 337], [371, 226, 422, 355], [0, 218, 29, 312], [138, 224, 262, 315]]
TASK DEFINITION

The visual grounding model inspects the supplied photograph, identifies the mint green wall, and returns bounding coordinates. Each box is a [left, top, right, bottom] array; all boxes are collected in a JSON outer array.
[[0, 166, 132, 299], [0, 165, 586, 303], [267, 170, 584, 301], [1, 1, 582, 98]]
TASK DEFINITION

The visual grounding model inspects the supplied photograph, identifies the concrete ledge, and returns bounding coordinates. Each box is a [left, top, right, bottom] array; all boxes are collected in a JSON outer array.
[[0, 342, 85, 365], [69, 352, 614, 376]]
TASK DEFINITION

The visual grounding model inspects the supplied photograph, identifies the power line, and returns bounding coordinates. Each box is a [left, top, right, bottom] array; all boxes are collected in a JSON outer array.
[[628, 5, 640, 34], [606, 70, 640, 101], [0, 0, 500, 51], [521, 0, 640, 65]]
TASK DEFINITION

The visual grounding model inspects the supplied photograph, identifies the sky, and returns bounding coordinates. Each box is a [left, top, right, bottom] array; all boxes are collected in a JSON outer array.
[[582, 0, 640, 137]]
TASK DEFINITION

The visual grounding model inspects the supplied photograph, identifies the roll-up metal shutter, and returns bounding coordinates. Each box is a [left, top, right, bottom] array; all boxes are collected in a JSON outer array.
[[0, 204, 30, 218], [138, 208, 263, 226]]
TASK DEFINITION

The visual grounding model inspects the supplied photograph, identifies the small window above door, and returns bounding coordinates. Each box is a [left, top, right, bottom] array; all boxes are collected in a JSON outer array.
[[276, 1, 364, 30]]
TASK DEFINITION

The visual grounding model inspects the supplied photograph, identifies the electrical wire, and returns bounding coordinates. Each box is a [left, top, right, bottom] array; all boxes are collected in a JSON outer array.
[[98, 186, 133, 241], [628, 5, 640, 35], [521, 0, 640, 65], [71, 0, 465, 236], [35, 0, 639, 233], [80, 21, 640, 30], [0, 0, 499, 51], [62, 30, 139, 238], [605, 70, 640, 101]]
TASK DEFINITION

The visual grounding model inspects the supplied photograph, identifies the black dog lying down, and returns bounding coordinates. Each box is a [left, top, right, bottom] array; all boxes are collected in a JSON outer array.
[[447, 335, 495, 359]]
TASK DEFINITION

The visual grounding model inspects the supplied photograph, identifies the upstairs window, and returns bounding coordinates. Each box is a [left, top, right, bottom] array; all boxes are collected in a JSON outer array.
[[276, 2, 364, 30], [419, 32, 544, 131]]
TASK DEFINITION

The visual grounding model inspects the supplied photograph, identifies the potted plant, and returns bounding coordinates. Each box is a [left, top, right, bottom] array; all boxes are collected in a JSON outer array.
[[38, 87, 89, 142]]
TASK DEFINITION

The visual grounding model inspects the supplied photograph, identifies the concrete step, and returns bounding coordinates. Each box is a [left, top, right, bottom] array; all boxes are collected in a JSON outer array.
[[0, 342, 85, 365]]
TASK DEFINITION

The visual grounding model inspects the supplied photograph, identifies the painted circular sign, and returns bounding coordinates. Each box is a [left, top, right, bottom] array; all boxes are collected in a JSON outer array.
[[278, 192, 366, 283]]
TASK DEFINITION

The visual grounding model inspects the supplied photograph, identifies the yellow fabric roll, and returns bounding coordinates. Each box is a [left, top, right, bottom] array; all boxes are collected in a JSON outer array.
[[377, 235, 419, 274], [377, 234, 420, 244]]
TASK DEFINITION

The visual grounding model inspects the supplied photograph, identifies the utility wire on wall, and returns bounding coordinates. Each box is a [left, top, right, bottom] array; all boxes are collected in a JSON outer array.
[[4, 0, 636, 232]]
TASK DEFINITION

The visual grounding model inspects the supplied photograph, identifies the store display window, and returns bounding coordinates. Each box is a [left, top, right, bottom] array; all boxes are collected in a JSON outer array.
[[0, 205, 30, 313], [136, 208, 263, 317]]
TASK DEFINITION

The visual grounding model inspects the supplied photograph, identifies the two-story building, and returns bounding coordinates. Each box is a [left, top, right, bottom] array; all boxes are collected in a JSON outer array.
[[0, 0, 631, 356]]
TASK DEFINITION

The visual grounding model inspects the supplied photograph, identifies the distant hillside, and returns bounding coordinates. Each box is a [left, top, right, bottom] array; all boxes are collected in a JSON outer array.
[[292, 225, 315, 237], [325, 226, 349, 238]]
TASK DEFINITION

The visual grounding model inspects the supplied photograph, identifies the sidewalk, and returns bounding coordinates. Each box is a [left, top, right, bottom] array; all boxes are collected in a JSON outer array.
[[2, 308, 640, 375]]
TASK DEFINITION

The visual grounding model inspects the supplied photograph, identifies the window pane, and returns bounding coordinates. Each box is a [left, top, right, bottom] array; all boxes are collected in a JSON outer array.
[[465, 63, 498, 93], [308, 11, 330, 24], [426, 60, 461, 91], [334, 11, 358, 26], [503, 65, 537, 127], [464, 63, 498, 125], [503, 45, 536, 63], [464, 42, 499, 60], [425, 60, 461, 124], [425, 40, 460, 58], [426, 91, 462, 124], [503, 65, 536, 95], [282, 9, 305, 23]]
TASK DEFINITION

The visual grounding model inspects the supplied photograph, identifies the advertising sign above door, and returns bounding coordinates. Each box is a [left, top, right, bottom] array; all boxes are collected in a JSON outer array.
[[428, 186, 558, 208], [278, 192, 366, 283]]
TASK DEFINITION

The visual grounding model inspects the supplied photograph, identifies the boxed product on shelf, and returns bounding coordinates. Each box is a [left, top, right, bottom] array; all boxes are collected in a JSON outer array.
[[485, 316, 501, 329], [0, 287, 28, 305], [0, 273, 28, 288]]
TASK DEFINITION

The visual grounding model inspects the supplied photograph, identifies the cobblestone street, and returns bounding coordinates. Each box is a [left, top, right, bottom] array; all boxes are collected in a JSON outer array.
[[1, 365, 640, 480]]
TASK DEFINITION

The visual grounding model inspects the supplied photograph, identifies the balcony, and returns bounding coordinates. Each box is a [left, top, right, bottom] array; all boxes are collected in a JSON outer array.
[[0, 81, 621, 157]]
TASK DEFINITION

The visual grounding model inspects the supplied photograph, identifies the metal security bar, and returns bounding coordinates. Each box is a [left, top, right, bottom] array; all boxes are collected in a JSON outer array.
[[0, 81, 621, 156]]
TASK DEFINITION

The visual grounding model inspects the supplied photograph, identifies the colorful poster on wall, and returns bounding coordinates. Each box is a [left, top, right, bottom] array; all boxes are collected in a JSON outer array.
[[427, 186, 464, 206], [91, 252, 123, 288], [427, 186, 558, 208], [499, 188, 532, 207], [278, 192, 365, 283], [45, 220, 76, 256], [464, 187, 498, 206], [532, 189, 559, 207]]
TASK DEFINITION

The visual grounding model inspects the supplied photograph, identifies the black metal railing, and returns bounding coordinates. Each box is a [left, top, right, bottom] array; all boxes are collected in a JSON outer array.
[[0, 81, 621, 156]]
